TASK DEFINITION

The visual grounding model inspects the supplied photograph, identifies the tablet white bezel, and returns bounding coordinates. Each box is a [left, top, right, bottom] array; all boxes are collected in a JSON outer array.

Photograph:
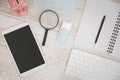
[[2, 22, 46, 77]]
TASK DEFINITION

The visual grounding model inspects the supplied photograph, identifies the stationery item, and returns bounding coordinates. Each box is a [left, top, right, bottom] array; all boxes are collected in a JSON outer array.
[[39, 10, 59, 46], [74, 0, 120, 61], [2, 22, 46, 77], [33, 0, 78, 13], [95, 15, 106, 44], [8, 0, 28, 16], [56, 21, 72, 44]]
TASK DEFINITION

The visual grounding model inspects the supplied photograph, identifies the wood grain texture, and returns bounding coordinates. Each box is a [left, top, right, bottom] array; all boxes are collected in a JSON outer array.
[[0, 0, 85, 80]]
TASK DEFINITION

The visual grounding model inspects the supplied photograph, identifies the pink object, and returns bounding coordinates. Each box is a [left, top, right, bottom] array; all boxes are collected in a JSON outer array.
[[8, 0, 28, 16]]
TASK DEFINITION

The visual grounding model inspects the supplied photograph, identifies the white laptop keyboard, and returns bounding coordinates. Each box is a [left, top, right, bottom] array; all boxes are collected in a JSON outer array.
[[65, 49, 120, 80]]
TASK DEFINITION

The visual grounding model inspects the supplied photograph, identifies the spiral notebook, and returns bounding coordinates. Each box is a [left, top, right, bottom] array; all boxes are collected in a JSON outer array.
[[75, 0, 120, 61]]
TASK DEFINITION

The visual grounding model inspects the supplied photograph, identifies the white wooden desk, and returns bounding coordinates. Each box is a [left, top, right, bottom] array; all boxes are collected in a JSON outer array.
[[0, 0, 85, 80], [0, 0, 120, 80]]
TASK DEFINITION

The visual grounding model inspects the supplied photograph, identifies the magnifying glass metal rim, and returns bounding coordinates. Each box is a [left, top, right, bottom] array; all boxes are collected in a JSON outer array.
[[39, 9, 59, 30], [39, 10, 59, 46]]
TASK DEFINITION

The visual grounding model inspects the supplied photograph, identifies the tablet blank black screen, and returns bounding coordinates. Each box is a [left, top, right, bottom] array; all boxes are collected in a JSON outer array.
[[4, 25, 45, 73]]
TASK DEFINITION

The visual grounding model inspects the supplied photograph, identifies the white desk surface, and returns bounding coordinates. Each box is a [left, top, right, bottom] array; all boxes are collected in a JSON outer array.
[[0, 0, 119, 80], [0, 0, 85, 80]]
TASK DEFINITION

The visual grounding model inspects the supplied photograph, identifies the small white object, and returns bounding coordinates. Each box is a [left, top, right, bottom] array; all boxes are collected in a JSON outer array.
[[66, 48, 120, 80], [61, 21, 72, 31], [56, 21, 72, 44]]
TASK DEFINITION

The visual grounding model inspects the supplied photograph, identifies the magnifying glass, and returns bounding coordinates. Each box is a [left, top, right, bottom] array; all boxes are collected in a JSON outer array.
[[39, 10, 59, 46]]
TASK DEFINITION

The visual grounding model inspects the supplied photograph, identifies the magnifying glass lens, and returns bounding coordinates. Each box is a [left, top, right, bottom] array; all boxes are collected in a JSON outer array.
[[40, 11, 59, 29]]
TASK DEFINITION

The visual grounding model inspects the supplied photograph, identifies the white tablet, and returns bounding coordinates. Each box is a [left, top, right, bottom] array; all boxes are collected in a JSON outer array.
[[2, 22, 46, 77]]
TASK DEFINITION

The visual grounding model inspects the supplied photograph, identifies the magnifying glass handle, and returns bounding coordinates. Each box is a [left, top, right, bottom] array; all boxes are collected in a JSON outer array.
[[42, 29, 48, 46]]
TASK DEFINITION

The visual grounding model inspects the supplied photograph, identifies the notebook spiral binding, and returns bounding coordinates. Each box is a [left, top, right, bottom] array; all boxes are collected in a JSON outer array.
[[107, 12, 120, 54]]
